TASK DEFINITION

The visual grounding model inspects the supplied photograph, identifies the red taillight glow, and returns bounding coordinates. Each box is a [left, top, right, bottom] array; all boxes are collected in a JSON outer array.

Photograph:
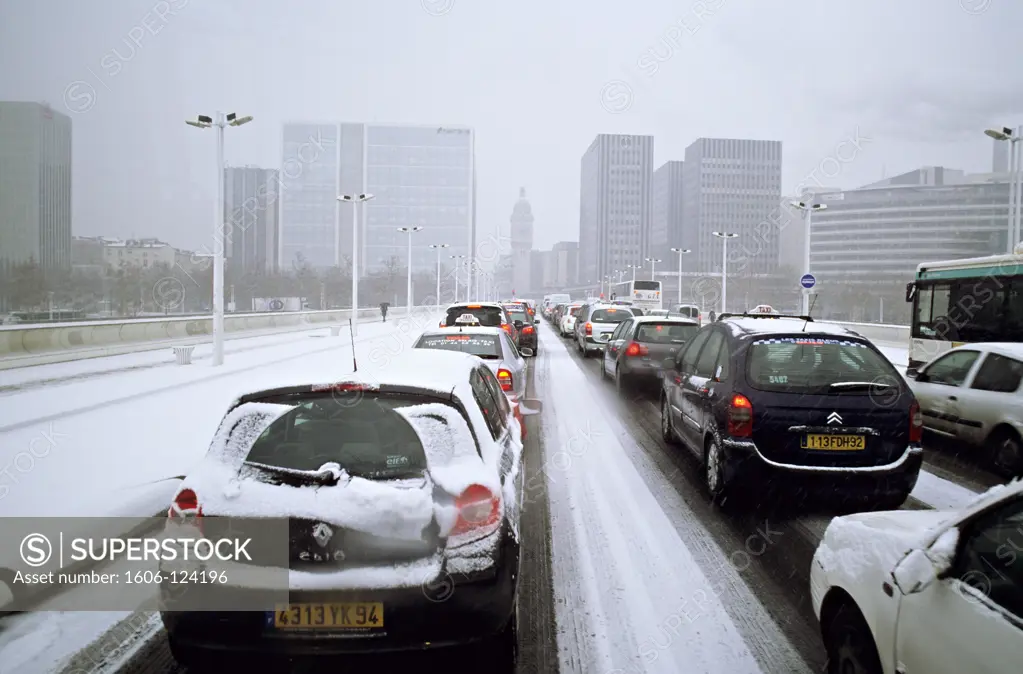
[[727, 394, 753, 437], [451, 484, 501, 538], [909, 401, 923, 443], [585, 322, 592, 335], [522, 326, 534, 334], [624, 342, 649, 357], [502, 323, 512, 334], [511, 399, 526, 439], [497, 368, 513, 391], [168, 488, 202, 519]]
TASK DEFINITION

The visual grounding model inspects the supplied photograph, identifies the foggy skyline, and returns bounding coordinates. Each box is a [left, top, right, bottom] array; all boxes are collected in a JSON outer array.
[[2, 0, 1021, 256]]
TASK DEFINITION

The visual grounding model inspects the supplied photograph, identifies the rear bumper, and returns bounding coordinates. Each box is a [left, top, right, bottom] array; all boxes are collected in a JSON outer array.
[[161, 539, 517, 661], [721, 440, 923, 498], [619, 360, 668, 382]]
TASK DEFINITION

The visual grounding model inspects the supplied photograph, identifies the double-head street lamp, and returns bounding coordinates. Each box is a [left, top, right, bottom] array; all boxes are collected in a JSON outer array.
[[186, 111, 253, 367], [986, 126, 1023, 253], [337, 193, 375, 336], [429, 244, 450, 305], [398, 226, 424, 315], [450, 254, 466, 302], [645, 257, 662, 280], [712, 232, 739, 314], [790, 200, 827, 315], [670, 248, 691, 304]]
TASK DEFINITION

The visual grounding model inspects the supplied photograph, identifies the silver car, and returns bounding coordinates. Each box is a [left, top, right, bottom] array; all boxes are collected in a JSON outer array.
[[908, 342, 1023, 476], [573, 303, 635, 357], [414, 326, 529, 399]]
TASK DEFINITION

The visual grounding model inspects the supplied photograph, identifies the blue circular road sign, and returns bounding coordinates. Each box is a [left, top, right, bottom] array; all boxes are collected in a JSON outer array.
[[800, 274, 816, 289]]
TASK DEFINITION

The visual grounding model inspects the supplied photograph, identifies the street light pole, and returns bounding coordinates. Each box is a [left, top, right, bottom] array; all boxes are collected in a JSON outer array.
[[670, 248, 691, 305], [790, 200, 827, 314], [713, 232, 738, 314], [186, 111, 253, 366], [337, 194, 375, 335], [398, 227, 423, 316], [429, 244, 449, 306], [450, 254, 465, 302], [645, 257, 661, 280]]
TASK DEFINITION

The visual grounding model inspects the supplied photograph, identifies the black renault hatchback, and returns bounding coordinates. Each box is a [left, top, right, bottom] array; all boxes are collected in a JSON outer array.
[[659, 313, 923, 510]]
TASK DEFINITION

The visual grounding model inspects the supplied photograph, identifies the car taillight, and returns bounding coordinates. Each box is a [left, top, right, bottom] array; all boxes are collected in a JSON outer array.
[[510, 398, 526, 439], [909, 401, 923, 443], [585, 322, 592, 335], [522, 326, 534, 334], [439, 321, 445, 327], [497, 368, 513, 391], [450, 484, 501, 539], [624, 342, 648, 357], [502, 323, 512, 334], [168, 488, 202, 519], [727, 394, 753, 437]]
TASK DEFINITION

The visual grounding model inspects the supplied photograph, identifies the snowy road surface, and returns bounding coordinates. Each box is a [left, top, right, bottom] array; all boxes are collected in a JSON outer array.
[[0, 320, 1008, 673]]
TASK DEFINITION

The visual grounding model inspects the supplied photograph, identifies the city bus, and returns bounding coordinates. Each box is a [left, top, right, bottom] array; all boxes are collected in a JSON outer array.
[[610, 280, 663, 313], [905, 249, 1023, 372]]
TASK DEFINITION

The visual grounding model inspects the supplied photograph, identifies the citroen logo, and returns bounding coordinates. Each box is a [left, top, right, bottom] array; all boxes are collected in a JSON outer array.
[[827, 412, 843, 425], [311, 523, 334, 548]]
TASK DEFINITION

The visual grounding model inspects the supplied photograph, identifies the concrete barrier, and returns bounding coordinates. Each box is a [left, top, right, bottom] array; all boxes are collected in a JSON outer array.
[[825, 320, 910, 346], [0, 305, 444, 368]]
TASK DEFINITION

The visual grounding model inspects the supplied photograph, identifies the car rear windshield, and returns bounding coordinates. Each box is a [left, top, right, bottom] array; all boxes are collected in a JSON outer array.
[[590, 308, 633, 323], [746, 337, 898, 393], [445, 306, 503, 327], [416, 333, 502, 359], [634, 281, 660, 291], [636, 323, 700, 344], [507, 310, 529, 323], [673, 306, 700, 318], [568, 306, 581, 316], [243, 394, 432, 480]]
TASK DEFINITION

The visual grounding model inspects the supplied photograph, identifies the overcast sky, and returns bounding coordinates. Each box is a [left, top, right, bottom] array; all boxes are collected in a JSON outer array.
[[2, 0, 1021, 255]]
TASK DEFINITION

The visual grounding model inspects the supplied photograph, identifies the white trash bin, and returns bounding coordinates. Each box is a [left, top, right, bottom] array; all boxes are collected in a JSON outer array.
[[330, 326, 341, 337], [173, 345, 195, 365]]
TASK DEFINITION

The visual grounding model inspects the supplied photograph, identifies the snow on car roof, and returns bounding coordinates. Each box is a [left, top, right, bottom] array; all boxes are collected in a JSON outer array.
[[419, 326, 507, 338], [723, 316, 860, 339], [632, 315, 698, 324], [445, 301, 503, 309]]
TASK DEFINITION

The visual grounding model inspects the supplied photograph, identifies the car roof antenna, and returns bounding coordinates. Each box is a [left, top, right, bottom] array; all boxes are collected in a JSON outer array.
[[802, 295, 818, 332], [349, 317, 358, 372]]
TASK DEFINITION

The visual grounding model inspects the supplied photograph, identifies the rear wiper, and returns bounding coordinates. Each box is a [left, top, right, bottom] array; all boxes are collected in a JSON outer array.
[[246, 461, 343, 486], [477, 354, 501, 360], [828, 381, 895, 390]]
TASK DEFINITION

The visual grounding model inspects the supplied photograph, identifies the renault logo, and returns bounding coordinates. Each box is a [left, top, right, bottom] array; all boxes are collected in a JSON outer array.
[[827, 412, 843, 425], [312, 523, 334, 548]]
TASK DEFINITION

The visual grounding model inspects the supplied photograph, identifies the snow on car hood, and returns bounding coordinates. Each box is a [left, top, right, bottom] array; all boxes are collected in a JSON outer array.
[[816, 509, 955, 579]]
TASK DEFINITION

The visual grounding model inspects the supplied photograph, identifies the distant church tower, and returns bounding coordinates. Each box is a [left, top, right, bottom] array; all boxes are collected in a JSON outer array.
[[510, 187, 534, 294]]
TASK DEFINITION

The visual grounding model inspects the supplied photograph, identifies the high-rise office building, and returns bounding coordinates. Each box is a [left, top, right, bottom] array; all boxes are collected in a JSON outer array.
[[579, 134, 654, 284], [681, 138, 782, 274], [224, 166, 279, 274], [510, 187, 534, 294], [279, 122, 475, 275], [0, 102, 72, 275], [652, 160, 685, 263]]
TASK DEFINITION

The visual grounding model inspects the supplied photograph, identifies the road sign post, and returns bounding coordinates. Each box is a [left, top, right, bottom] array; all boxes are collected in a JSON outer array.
[[800, 274, 816, 290]]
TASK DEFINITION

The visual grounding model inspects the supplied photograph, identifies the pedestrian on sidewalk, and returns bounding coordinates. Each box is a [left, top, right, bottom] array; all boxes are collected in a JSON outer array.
[[380, 302, 389, 322]]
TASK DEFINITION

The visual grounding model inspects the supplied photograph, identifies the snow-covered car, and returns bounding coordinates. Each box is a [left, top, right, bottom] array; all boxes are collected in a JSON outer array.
[[810, 479, 1023, 674], [413, 326, 530, 401], [159, 349, 542, 671]]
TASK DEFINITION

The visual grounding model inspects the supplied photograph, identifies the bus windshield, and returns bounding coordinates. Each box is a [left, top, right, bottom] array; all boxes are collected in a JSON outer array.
[[633, 281, 660, 291]]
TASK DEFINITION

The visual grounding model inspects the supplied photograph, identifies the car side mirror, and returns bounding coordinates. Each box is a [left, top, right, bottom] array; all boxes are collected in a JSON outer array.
[[519, 347, 533, 357], [519, 399, 543, 415], [891, 548, 940, 595], [534, 319, 540, 325]]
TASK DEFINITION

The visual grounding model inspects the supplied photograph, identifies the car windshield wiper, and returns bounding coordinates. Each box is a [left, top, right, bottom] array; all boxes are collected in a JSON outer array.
[[246, 461, 341, 486], [828, 381, 895, 390]]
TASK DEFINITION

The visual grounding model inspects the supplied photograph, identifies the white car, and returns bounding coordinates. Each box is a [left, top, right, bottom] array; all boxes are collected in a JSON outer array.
[[908, 343, 1023, 476], [810, 478, 1023, 674], [559, 303, 583, 337], [159, 349, 542, 670], [414, 325, 530, 401]]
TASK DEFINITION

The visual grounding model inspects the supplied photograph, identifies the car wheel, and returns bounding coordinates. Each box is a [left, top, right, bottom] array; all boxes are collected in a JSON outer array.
[[988, 427, 1023, 477], [660, 396, 679, 445], [614, 366, 628, 396], [599, 356, 607, 380], [477, 609, 517, 674], [823, 602, 883, 674], [704, 438, 735, 508], [866, 490, 911, 511], [167, 636, 220, 672]]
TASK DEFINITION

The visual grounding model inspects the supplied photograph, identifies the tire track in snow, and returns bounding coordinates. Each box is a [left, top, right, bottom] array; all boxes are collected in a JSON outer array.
[[539, 329, 767, 673]]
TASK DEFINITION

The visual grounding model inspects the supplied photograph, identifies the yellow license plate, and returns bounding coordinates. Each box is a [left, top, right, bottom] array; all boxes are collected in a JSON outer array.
[[802, 434, 865, 451], [273, 603, 384, 629]]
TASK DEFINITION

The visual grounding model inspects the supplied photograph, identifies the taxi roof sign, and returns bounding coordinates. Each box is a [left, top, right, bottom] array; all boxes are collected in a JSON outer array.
[[456, 313, 481, 325]]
